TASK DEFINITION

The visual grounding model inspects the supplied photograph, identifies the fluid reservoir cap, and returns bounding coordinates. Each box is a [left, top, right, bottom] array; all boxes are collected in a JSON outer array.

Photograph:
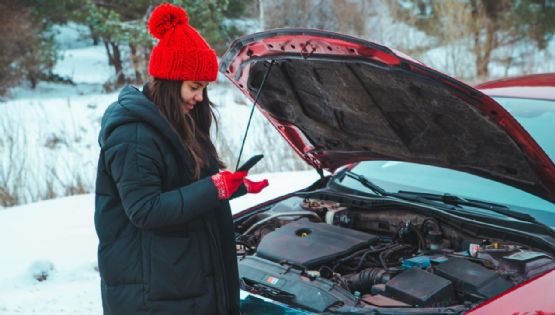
[[295, 228, 312, 237], [402, 256, 431, 269]]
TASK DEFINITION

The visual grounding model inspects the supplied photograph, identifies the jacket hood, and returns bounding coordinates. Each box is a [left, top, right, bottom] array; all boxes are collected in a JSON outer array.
[[99, 85, 194, 171], [100, 86, 151, 145], [99, 85, 175, 145], [219, 28, 555, 202]]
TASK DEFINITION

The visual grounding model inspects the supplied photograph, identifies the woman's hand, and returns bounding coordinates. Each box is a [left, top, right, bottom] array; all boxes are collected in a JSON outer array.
[[211, 171, 247, 200], [211, 171, 269, 199], [243, 178, 269, 194]]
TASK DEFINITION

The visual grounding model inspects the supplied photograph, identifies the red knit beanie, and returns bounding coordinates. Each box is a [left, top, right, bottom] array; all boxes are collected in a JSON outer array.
[[147, 3, 218, 82]]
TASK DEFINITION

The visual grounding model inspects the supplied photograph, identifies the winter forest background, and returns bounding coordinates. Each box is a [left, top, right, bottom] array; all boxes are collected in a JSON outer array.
[[1, 0, 555, 208], [0, 0, 554, 313]]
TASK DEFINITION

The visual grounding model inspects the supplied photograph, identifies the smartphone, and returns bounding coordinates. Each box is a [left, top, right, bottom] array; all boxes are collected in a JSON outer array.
[[237, 154, 264, 172]]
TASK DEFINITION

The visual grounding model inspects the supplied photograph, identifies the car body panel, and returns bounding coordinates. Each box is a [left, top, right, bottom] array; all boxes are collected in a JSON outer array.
[[475, 73, 555, 101], [466, 269, 555, 314], [220, 28, 555, 202]]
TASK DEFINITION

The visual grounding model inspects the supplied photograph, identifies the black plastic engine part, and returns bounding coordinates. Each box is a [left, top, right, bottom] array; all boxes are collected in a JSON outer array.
[[384, 268, 455, 307], [501, 251, 555, 279], [256, 218, 378, 268], [434, 258, 513, 300], [238, 255, 358, 313], [362, 294, 411, 307], [343, 268, 391, 294]]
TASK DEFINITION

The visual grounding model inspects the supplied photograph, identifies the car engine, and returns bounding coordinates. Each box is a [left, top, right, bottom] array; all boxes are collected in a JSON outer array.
[[235, 196, 555, 314]]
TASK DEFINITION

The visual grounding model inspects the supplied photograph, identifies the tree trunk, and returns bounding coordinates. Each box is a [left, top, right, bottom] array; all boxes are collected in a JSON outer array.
[[103, 40, 114, 66], [28, 75, 37, 89], [110, 42, 126, 86], [129, 43, 143, 84], [471, 0, 497, 80], [143, 46, 150, 79], [88, 24, 99, 46], [476, 19, 495, 78]]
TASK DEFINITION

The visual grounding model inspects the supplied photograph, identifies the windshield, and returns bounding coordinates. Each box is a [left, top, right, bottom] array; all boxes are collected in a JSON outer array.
[[335, 97, 555, 226], [493, 97, 555, 159]]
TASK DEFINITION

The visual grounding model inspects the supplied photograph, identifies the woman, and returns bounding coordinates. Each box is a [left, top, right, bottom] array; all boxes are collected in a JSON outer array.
[[94, 4, 268, 314]]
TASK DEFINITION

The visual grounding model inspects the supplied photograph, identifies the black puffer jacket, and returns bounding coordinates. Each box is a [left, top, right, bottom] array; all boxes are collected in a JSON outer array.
[[94, 85, 240, 315]]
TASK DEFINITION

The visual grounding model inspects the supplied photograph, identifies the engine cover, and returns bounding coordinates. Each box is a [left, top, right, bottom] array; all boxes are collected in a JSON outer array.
[[256, 218, 378, 268], [238, 255, 358, 313], [435, 258, 513, 299]]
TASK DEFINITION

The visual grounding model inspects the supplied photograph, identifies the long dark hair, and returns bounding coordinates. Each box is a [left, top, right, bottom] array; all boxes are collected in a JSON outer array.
[[146, 78, 225, 179]]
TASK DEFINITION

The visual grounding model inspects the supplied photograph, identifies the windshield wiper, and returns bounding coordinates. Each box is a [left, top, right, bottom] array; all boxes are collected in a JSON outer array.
[[394, 191, 555, 237], [341, 170, 387, 196], [337, 171, 555, 237]]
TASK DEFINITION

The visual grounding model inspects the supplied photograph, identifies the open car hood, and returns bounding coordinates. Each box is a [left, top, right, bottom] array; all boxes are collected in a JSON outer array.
[[219, 28, 555, 202]]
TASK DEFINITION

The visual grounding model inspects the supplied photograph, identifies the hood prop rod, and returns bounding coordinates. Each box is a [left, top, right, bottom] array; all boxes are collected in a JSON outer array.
[[235, 60, 275, 170]]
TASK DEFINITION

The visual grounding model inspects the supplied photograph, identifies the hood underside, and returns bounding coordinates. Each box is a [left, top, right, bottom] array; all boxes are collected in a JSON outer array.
[[220, 29, 555, 202]]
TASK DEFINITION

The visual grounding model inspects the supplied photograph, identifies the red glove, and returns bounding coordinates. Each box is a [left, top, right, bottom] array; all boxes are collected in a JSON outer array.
[[211, 171, 247, 200], [244, 178, 269, 194]]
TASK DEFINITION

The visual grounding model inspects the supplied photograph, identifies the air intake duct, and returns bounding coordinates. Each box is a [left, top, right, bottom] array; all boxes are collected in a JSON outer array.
[[342, 268, 391, 294]]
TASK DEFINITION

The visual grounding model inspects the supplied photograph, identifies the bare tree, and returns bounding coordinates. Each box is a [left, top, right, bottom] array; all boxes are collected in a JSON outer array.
[[389, 0, 555, 80], [332, 0, 368, 36]]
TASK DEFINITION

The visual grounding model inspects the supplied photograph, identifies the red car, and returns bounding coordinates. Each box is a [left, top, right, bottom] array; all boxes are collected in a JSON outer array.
[[222, 29, 555, 314], [465, 73, 555, 315]]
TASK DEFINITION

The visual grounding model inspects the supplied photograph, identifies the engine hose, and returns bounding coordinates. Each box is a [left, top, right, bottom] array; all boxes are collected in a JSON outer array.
[[343, 268, 391, 294], [338, 243, 398, 264], [333, 243, 400, 272], [379, 244, 413, 270]]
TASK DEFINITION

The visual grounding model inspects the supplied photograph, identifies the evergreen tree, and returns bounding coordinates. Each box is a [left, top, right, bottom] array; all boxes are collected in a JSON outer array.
[[79, 1, 131, 87], [1, 0, 250, 93], [75, 0, 233, 88], [173, 0, 230, 53]]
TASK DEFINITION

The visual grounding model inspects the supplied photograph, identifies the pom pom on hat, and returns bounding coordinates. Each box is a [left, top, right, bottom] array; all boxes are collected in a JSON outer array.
[[148, 3, 189, 40], [147, 3, 218, 82]]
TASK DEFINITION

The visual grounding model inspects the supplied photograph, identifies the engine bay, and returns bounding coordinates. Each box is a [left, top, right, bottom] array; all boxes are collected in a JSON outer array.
[[234, 196, 555, 314]]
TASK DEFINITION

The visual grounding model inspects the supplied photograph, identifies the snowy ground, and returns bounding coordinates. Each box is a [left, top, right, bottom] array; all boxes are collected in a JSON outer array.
[[1, 18, 554, 314], [0, 23, 308, 208], [0, 170, 319, 314], [0, 23, 319, 313]]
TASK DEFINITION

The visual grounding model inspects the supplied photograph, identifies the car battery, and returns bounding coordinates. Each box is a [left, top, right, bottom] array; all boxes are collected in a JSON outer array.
[[435, 258, 513, 300]]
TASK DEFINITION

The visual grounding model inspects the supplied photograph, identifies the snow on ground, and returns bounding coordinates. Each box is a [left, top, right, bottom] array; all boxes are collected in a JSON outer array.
[[0, 21, 319, 313], [0, 195, 100, 314], [0, 171, 319, 314], [0, 22, 306, 207], [54, 45, 114, 85], [50, 22, 112, 85], [1, 16, 554, 313], [0, 77, 305, 206], [0, 90, 117, 205]]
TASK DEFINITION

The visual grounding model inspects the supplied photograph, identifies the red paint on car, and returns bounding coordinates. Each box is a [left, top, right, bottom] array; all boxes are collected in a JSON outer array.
[[466, 269, 555, 315], [476, 73, 555, 101]]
